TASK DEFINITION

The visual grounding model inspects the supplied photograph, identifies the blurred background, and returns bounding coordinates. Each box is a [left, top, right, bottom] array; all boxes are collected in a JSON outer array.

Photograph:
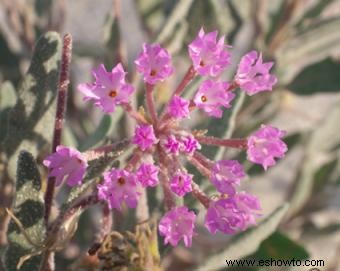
[[0, 0, 340, 270]]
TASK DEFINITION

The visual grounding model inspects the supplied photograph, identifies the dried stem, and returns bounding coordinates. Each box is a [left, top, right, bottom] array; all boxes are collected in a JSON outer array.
[[195, 136, 247, 149], [44, 34, 72, 226]]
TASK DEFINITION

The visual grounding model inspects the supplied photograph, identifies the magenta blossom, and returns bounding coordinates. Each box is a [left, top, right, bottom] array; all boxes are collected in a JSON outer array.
[[136, 163, 159, 187], [77, 63, 134, 113], [205, 192, 261, 234], [159, 206, 196, 247], [247, 124, 287, 170], [133, 124, 158, 151], [161, 135, 181, 154], [43, 145, 87, 187], [235, 51, 277, 95], [135, 43, 173, 85], [194, 80, 235, 118], [168, 95, 190, 119], [234, 192, 262, 227], [97, 168, 141, 210], [180, 134, 201, 155], [189, 28, 231, 77], [211, 160, 245, 196], [170, 171, 193, 197]]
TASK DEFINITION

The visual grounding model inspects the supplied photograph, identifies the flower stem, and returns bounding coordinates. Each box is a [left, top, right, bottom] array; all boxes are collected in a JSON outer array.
[[188, 156, 211, 179], [121, 103, 147, 124], [195, 136, 248, 149], [83, 139, 130, 161], [160, 65, 196, 120], [173, 65, 196, 96], [145, 83, 158, 125], [191, 182, 211, 209], [44, 34, 72, 226]]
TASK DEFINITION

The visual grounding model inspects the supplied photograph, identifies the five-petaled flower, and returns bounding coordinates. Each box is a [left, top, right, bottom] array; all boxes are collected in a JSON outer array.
[[97, 168, 141, 210], [194, 80, 235, 118], [189, 28, 231, 77], [235, 50, 277, 95], [43, 145, 88, 187], [136, 163, 159, 187], [78, 63, 134, 113], [135, 43, 173, 85], [170, 171, 193, 197], [159, 206, 196, 247], [133, 124, 158, 151], [247, 125, 287, 170], [211, 160, 246, 196]]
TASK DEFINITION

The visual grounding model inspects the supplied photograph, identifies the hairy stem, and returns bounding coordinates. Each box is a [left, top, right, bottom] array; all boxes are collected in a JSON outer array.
[[191, 182, 211, 209], [145, 83, 158, 125], [195, 136, 248, 149], [44, 34, 72, 226], [121, 103, 147, 124]]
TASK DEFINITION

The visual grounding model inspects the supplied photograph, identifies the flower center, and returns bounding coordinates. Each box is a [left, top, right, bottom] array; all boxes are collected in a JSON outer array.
[[199, 60, 205, 67], [117, 177, 125, 186], [201, 95, 207, 102], [150, 69, 157, 76], [108, 90, 117, 98]]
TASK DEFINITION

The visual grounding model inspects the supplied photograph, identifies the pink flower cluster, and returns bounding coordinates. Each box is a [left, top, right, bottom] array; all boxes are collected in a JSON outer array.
[[43, 28, 287, 249]]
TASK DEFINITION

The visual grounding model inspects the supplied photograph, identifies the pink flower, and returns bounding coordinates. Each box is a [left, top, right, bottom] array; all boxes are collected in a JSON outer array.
[[43, 145, 87, 187], [170, 171, 193, 197], [133, 124, 158, 151], [205, 198, 242, 234], [136, 163, 159, 187], [194, 80, 235, 118], [97, 168, 141, 210], [235, 51, 277, 95], [211, 160, 245, 196], [180, 134, 201, 155], [204, 192, 261, 234], [247, 124, 287, 170], [234, 192, 262, 228], [188, 28, 231, 77], [161, 135, 180, 154], [168, 95, 190, 119], [159, 206, 196, 247], [135, 43, 173, 85], [78, 63, 134, 113]]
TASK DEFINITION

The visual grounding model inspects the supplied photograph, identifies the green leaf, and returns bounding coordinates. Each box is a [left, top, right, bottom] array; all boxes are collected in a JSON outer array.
[[255, 231, 309, 261], [288, 58, 340, 95], [3, 32, 62, 180], [193, 204, 289, 271], [3, 151, 45, 271]]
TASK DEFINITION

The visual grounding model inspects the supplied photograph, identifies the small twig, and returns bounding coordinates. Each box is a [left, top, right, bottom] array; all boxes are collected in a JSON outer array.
[[44, 34, 72, 226], [191, 183, 211, 209]]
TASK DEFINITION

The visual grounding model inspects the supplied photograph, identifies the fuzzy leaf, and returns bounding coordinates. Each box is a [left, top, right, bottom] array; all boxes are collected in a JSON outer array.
[[0, 81, 17, 142], [194, 204, 288, 271], [3, 151, 45, 271], [3, 32, 62, 180], [286, 104, 340, 218]]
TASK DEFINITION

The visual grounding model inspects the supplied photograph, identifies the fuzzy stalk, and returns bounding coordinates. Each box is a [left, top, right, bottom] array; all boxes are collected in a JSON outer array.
[[44, 34, 72, 226], [145, 83, 158, 125], [195, 136, 248, 149]]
